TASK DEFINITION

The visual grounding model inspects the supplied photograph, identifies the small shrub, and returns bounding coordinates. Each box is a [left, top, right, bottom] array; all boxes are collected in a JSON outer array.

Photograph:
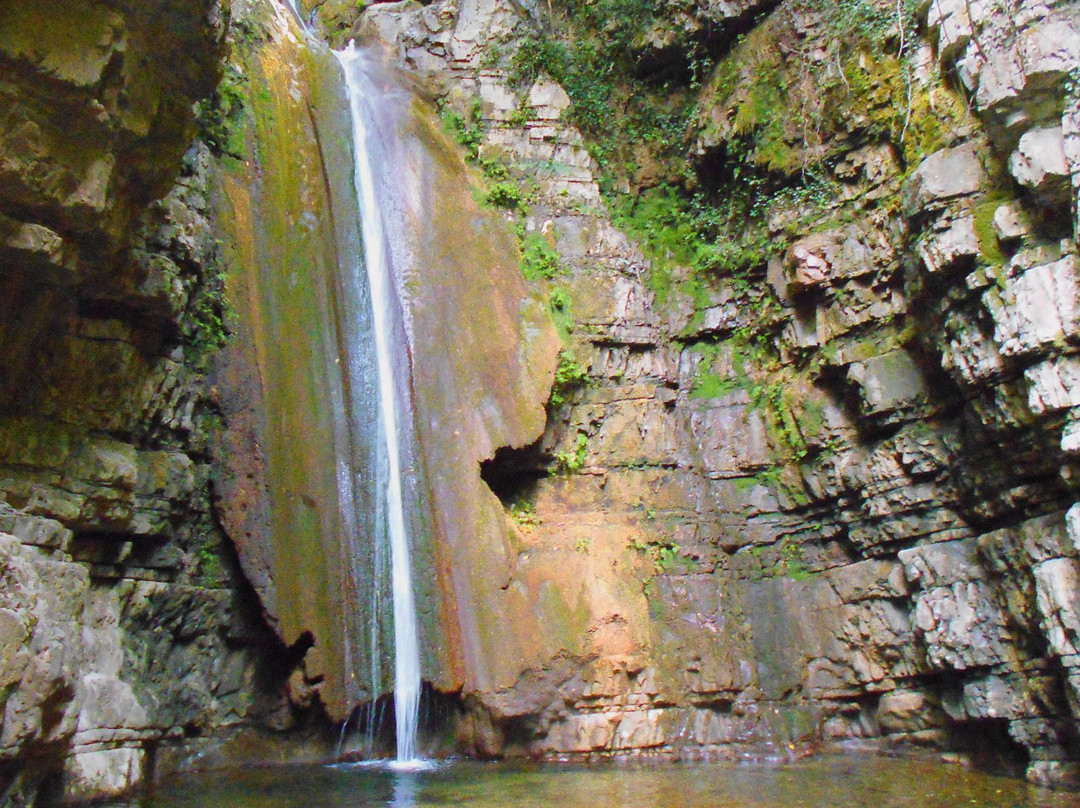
[[509, 500, 542, 529], [554, 432, 589, 474], [521, 233, 563, 280], [550, 351, 588, 408], [484, 181, 524, 210]]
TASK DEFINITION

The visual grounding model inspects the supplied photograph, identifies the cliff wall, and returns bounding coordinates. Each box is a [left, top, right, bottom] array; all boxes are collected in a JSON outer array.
[[0, 1, 327, 803], [324, 0, 1080, 786], [2, 0, 1080, 801]]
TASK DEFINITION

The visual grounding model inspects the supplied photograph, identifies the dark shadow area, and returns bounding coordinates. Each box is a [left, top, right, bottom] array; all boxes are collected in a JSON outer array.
[[479, 442, 548, 505], [338, 684, 464, 761], [946, 718, 1029, 779]]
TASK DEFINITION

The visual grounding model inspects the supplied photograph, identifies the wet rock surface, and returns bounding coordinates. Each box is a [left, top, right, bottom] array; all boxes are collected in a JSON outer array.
[[0, 0, 311, 803], [4, 0, 1080, 801], [339, 0, 1080, 787]]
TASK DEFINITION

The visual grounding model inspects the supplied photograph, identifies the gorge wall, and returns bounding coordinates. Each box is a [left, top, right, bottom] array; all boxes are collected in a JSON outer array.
[[318, 0, 1080, 788], [0, 1, 333, 803], [3, 0, 1080, 803]]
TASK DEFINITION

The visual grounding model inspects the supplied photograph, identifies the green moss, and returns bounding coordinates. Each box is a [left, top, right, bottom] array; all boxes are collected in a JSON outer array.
[[691, 372, 738, 399], [972, 191, 1012, 267], [826, 47, 973, 169], [196, 62, 249, 158], [612, 185, 701, 269], [645, 260, 674, 305], [779, 538, 812, 581], [611, 183, 781, 299], [548, 287, 575, 343], [507, 0, 693, 175], [742, 365, 832, 467]]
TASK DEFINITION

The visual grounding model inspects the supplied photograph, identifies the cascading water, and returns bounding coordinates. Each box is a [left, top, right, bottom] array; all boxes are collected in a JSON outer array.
[[335, 42, 423, 765]]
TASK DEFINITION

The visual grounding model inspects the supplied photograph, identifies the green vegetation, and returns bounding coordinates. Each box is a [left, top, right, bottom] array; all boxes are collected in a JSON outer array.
[[507, 0, 693, 175], [509, 500, 542, 529], [574, 536, 591, 553], [653, 541, 681, 574], [191, 515, 228, 583], [631, 535, 692, 576], [777, 538, 813, 580], [972, 191, 1013, 267], [439, 99, 484, 161], [549, 350, 588, 407], [521, 232, 563, 281], [483, 181, 524, 210], [548, 287, 575, 341], [554, 432, 589, 474], [692, 372, 738, 400], [196, 11, 271, 160], [501, 0, 973, 336], [188, 260, 234, 364], [440, 97, 523, 190], [196, 544, 224, 579], [195, 63, 248, 158]]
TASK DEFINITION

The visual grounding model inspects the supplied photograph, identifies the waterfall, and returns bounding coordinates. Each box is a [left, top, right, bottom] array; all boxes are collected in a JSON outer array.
[[335, 42, 422, 764]]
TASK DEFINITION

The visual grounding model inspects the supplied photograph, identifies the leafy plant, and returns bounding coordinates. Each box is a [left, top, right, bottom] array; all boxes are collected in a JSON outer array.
[[439, 99, 484, 160], [554, 432, 589, 474], [548, 287, 575, 341], [654, 541, 680, 573], [509, 500, 542, 529], [188, 261, 234, 363], [550, 351, 588, 407], [521, 232, 563, 280], [483, 181, 524, 210], [780, 539, 812, 581]]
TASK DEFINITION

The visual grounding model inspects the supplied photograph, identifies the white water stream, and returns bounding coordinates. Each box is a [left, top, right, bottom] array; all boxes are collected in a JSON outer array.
[[336, 42, 422, 764]]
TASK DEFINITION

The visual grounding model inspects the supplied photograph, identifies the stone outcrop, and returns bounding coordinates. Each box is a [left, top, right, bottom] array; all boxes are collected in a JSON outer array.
[[333, 0, 1080, 787], [0, 0, 314, 803], [3, 0, 1080, 800], [209, 0, 378, 720]]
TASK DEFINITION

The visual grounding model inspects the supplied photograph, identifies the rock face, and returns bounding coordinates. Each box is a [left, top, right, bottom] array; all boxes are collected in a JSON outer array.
[[332, 0, 1080, 787], [0, 0, 310, 803], [4, 0, 1080, 801], [209, 0, 380, 720]]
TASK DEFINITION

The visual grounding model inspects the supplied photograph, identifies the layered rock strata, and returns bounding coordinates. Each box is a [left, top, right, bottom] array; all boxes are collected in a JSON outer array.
[[4, 0, 1080, 800], [328, 0, 1080, 787], [0, 1, 308, 803]]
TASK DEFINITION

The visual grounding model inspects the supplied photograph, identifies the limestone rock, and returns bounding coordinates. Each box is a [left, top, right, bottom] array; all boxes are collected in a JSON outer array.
[[1026, 356, 1080, 414], [1010, 126, 1071, 201], [993, 201, 1034, 241], [916, 214, 980, 274], [1034, 558, 1080, 656], [987, 254, 1080, 358], [902, 144, 987, 215], [847, 350, 929, 419]]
